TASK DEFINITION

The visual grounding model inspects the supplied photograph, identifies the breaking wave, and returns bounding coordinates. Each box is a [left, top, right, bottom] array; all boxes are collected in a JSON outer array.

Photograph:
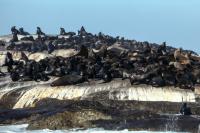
[[0, 124, 189, 133]]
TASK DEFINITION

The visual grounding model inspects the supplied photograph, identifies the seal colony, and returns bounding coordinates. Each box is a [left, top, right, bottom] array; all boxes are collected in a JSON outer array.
[[1, 26, 200, 90]]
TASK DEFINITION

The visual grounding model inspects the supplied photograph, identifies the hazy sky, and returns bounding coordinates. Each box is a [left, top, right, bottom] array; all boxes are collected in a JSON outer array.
[[1, 0, 200, 53]]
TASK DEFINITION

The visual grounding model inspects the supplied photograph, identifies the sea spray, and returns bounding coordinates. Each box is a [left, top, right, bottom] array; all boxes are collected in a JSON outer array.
[[165, 114, 180, 131], [0, 124, 189, 133]]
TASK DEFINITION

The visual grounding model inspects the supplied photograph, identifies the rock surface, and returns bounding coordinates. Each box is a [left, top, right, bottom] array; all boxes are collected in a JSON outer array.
[[0, 74, 199, 132], [0, 76, 199, 132], [0, 78, 197, 109], [0, 99, 199, 132], [0, 33, 200, 133]]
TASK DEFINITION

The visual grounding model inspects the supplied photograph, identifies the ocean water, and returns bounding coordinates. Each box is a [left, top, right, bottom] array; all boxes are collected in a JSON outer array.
[[0, 124, 189, 133]]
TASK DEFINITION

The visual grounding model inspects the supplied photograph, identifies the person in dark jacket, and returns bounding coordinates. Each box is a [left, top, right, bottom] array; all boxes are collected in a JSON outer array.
[[180, 103, 192, 115]]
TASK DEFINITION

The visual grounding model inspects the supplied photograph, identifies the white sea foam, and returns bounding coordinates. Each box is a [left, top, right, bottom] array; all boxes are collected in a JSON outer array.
[[0, 124, 189, 133]]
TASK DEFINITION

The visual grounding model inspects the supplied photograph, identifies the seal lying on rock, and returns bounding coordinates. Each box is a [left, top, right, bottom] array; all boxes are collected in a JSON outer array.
[[1, 27, 200, 90], [51, 74, 87, 86], [60, 27, 67, 35], [19, 27, 30, 35]]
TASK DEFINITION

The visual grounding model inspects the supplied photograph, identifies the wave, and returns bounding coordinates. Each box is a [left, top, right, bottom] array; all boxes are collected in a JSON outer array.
[[0, 124, 188, 133]]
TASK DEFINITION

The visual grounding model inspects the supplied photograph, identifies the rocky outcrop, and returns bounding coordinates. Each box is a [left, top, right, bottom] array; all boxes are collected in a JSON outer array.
[[109, 85, 195, 102], [0, 33, 200, 132], [28, 109, 111, 130], [0, 75, 199, 132], [0, 99, 199, 132], [19, 101, 200, 133], [0, 78, 197, 109]]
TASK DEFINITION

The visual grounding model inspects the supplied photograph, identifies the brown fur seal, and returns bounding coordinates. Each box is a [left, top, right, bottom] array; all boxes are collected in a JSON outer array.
[[19, 27, 30, 35], [76, 45, 88, 58], [11, 26, 19, 34], [174, 48, 192, 65], [174, 48, 187, 61], [51, 74, 85, 86], [60, 27, 66, 35], [36, 27, 45, 35], [92, 45, 107, 58], [169, 62, 186, 71], [20, 52, 29, 63]]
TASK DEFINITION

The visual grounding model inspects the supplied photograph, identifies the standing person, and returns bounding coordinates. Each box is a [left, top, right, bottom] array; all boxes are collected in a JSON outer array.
[[180, 103, 192, 115]]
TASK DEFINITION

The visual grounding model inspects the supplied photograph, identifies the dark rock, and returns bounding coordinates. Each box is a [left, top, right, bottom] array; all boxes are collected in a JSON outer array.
[[0, 98, 199, 132]]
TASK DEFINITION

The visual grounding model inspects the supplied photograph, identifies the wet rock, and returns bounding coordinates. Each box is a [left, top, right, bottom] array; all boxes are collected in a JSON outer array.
[[0, 99, 199, 132], [27, 109, 111, 130], [93, 115, 200, 133]]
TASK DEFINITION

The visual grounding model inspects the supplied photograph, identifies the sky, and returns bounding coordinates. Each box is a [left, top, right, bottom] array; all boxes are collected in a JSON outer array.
[[0, 0, 200, 53]]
